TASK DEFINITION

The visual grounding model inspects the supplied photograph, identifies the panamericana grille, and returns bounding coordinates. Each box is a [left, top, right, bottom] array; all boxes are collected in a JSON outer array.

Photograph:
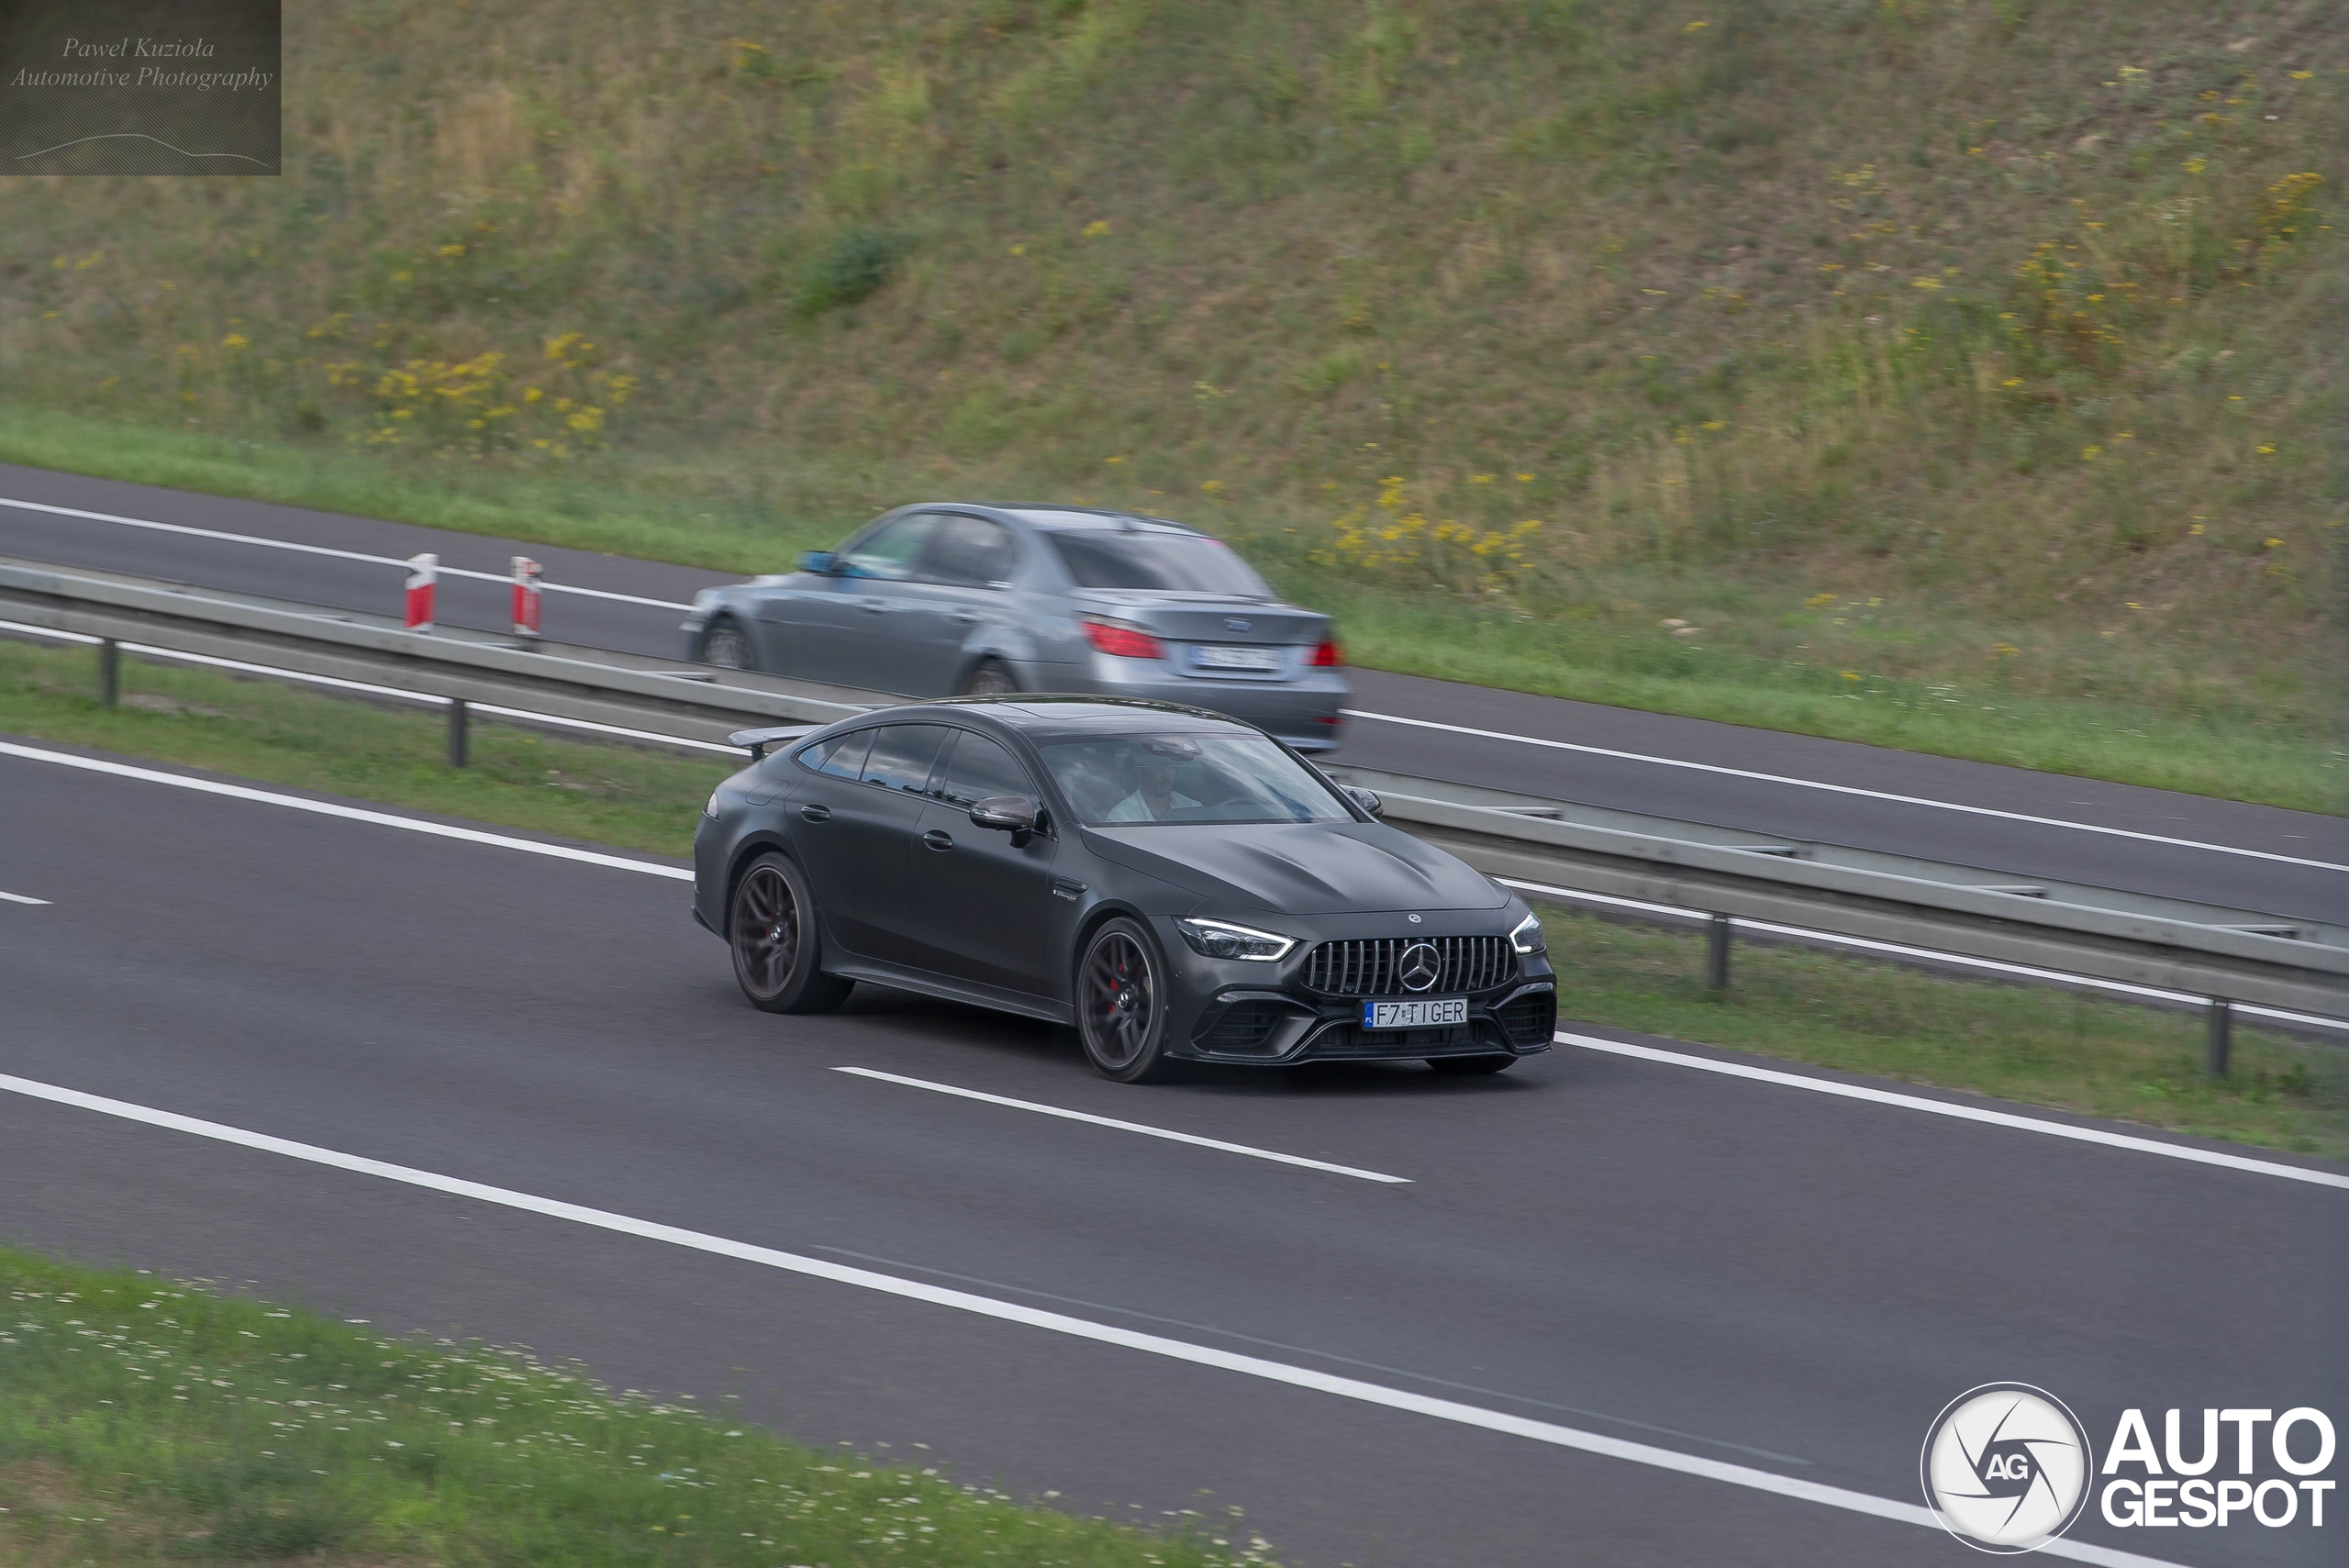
[[1300, 936, 1514, 996]]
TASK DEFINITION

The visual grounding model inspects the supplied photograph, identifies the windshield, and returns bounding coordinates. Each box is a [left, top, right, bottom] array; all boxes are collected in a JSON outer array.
[[1048, 531, 1273, 597], [1037, 733, 1352, 826]]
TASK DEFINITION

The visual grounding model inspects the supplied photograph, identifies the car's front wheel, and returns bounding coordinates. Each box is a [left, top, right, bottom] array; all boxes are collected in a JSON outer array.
[[1427, 1053, 1517, 1075], [729, 852, 853, 1014], [1076, 917, 1178, 1083], [699, 618, 757, 671]]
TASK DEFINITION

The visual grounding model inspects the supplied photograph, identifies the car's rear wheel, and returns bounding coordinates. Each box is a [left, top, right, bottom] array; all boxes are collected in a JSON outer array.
[[1427, 1053, 1517, 1075], [1076, 917, 1177, 1083], [699, 618, 757, 671], [729, 852, 853, 1014], [960, 659, 1019, 696]]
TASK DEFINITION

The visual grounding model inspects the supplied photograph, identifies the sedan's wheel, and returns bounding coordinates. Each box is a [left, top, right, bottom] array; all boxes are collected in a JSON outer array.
[[1076, 917, 1177, 1083], [699, 619, 757, 671], [1427, 1053, 1517, 1075], [729, 852, 853, 1015], [960, 659, 1019, 696]]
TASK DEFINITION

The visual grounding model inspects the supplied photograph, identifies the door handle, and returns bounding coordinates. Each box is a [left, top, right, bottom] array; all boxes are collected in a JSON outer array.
[[800, 803, 831, 823], [951, 612, 980, 625], [860, 602, 890, 615], [922, 828, 954, 851]]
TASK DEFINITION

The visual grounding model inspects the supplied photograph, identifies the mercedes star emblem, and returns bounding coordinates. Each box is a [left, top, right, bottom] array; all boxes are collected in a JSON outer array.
[[1397, 941, 1442, 992]]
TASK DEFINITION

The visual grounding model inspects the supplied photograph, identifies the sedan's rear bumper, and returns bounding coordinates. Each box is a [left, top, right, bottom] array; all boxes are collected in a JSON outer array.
[[1031, 656, 1350, 751]]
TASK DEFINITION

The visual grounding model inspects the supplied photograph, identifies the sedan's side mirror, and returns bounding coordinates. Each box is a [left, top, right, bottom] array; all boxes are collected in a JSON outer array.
[[1344, 786, 1384, 818], [797, 550, 839, 575], [970, 795, 1039, 833]]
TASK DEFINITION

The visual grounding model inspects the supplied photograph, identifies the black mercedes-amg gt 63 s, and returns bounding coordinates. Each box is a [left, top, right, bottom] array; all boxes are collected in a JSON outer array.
[[692, 696, 1556, 1082]]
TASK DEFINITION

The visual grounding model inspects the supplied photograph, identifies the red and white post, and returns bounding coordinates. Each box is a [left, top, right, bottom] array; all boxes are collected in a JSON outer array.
[[509, 555, 542, 639], [403, 553, 438, 632]]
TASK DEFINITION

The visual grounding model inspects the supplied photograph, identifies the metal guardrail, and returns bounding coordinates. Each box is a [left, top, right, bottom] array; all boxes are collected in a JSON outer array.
[[3, 555, 2341, 1054]]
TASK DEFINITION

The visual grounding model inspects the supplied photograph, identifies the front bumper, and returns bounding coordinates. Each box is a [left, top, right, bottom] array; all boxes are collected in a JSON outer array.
[[1157, 918, 1556, 1064]]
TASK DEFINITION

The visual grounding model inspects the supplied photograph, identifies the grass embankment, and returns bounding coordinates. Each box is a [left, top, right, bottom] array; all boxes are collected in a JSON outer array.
[[4, 635, 2340, 1161], [0, 1249, 1270, 1568], [4, 3, 2343, 808]]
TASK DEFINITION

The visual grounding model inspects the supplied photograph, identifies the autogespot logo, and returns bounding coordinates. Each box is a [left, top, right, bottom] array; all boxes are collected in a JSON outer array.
[[1921, 1384, 2094, 1552]]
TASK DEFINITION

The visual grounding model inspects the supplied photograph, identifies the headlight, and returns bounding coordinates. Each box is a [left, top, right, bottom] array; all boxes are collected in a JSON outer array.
[[1509, 912, 1546, 954], [704, 789, 723, 817], [1175, 918, 1297, 962]]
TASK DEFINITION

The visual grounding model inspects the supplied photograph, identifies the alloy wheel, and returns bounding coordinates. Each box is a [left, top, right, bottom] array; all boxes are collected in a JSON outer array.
[[731, 863, 798, 999], [1082, 930, 1155, 1071]]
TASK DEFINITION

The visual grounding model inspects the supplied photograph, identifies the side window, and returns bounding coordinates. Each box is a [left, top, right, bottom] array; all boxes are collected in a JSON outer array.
[[918, 516, 1019, 587], [932, 730, 1036, 808], [859, 724, 949, 794], [838, 514, 940, 581], [796, 729, 873, 781]]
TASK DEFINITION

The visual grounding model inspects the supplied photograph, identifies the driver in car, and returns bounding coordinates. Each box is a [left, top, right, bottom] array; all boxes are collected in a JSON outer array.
[[1103, 743, 1203, 822]]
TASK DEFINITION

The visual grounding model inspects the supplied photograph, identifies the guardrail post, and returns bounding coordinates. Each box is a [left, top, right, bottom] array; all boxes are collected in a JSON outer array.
[[447, 697, 469, 767], [96, 637, 119, 706], [2205, 997, 2232, 1078], [1706, 912, 1732, 993]]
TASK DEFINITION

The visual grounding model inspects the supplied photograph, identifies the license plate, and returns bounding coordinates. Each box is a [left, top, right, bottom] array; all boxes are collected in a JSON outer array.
[[1362, 997, 1467, 1029], [1189, 644, 1283, 672]]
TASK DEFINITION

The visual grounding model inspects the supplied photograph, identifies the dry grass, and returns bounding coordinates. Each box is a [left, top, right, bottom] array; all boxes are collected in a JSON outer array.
[[2, 0, 2342, 771]]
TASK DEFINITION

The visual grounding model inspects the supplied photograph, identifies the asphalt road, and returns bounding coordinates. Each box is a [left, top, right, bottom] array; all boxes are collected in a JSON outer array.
[[4, 461, 2342, 923], [2, 740, 2342, 1567]]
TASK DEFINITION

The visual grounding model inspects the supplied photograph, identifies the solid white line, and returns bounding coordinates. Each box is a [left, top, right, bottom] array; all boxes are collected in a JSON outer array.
[[0, 615, 101, 645], [0, 889, 50, 906], [1557, 1031, 2349, 1192], [0, 741, 693, 881], [1497, 878, 2349, 1034], [0, 495, 696, 610], [833, 1066, 1409, 1184], [0, 1068, 2187, 1567], [1348, 709, 2349, 873]]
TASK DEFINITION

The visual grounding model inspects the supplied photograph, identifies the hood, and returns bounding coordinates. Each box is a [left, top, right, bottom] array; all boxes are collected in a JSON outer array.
[[1082, 822, 1506, 915]]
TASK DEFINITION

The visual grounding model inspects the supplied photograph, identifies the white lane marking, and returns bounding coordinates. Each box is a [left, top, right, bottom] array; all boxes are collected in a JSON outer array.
[[1500, 877, 2349, 1035], [1558, 1032, 2349, 1192], [0, 1069, 2188, 1568], [1348, 709, 2349, 873], [0, 889, 50, 906], [834, 1066, 1409, 1184], [0, 495, 696, 610], [0, 617, 744, 755], [0, 741, 693, 881]]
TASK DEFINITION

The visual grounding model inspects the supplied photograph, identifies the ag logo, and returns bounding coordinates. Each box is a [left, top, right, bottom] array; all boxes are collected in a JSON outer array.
[[1397, 941, 1441, 992], [1224, 617, 1252, 632], [1922, 1384, 2094, 1553]]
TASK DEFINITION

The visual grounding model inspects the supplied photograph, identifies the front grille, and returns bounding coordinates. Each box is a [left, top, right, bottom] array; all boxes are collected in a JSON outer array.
[[1300, 936, 1514, 996], [1497, 989, 1557, 1047]]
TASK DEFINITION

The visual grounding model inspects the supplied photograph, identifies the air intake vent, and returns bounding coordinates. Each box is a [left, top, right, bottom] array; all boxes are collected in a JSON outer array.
[[1301, 936, 1514, 996], [1497, 990, 1556, 1047]]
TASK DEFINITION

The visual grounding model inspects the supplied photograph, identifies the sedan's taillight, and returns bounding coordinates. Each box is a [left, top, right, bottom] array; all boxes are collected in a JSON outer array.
[[1309, 637, 1344, 667], [1081, 617, 1165, 660]]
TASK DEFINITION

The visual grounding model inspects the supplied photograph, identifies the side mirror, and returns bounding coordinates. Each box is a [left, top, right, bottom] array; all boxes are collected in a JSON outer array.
[[797, 550, 839, 575], [1344, 786, 1384, 818], [969, 795, 1039, 833]]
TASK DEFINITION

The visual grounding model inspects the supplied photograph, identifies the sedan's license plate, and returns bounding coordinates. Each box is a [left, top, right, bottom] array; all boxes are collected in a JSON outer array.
[[1190, 644, 1283, 672], [1362, 997, 1467, 1029]]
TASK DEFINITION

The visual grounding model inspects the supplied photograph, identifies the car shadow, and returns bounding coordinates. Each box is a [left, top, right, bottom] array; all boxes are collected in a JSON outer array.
[[827, 982, 1549, 1099]]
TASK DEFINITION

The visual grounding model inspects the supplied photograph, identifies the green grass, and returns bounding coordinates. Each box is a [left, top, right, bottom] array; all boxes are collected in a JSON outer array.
[[1536, 902, 2347, 1164], [4, 632, 2341, 1161], [3, 2, 2342, 809], [0, 1249, 1272, 1568], [2, 406, 2340, 813]]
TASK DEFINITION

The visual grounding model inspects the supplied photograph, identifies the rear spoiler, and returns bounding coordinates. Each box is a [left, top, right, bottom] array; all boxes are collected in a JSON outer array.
[[728, 724, 821, 760]]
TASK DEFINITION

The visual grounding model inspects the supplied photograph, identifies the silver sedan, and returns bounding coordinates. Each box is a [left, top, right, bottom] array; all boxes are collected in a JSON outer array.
[[682, 504, 1349, 751]]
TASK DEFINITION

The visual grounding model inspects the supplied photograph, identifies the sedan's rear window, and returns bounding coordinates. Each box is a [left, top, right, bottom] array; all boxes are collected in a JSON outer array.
[[1037, 733, 1350, 826], [1048, 532, 1272, 598]]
